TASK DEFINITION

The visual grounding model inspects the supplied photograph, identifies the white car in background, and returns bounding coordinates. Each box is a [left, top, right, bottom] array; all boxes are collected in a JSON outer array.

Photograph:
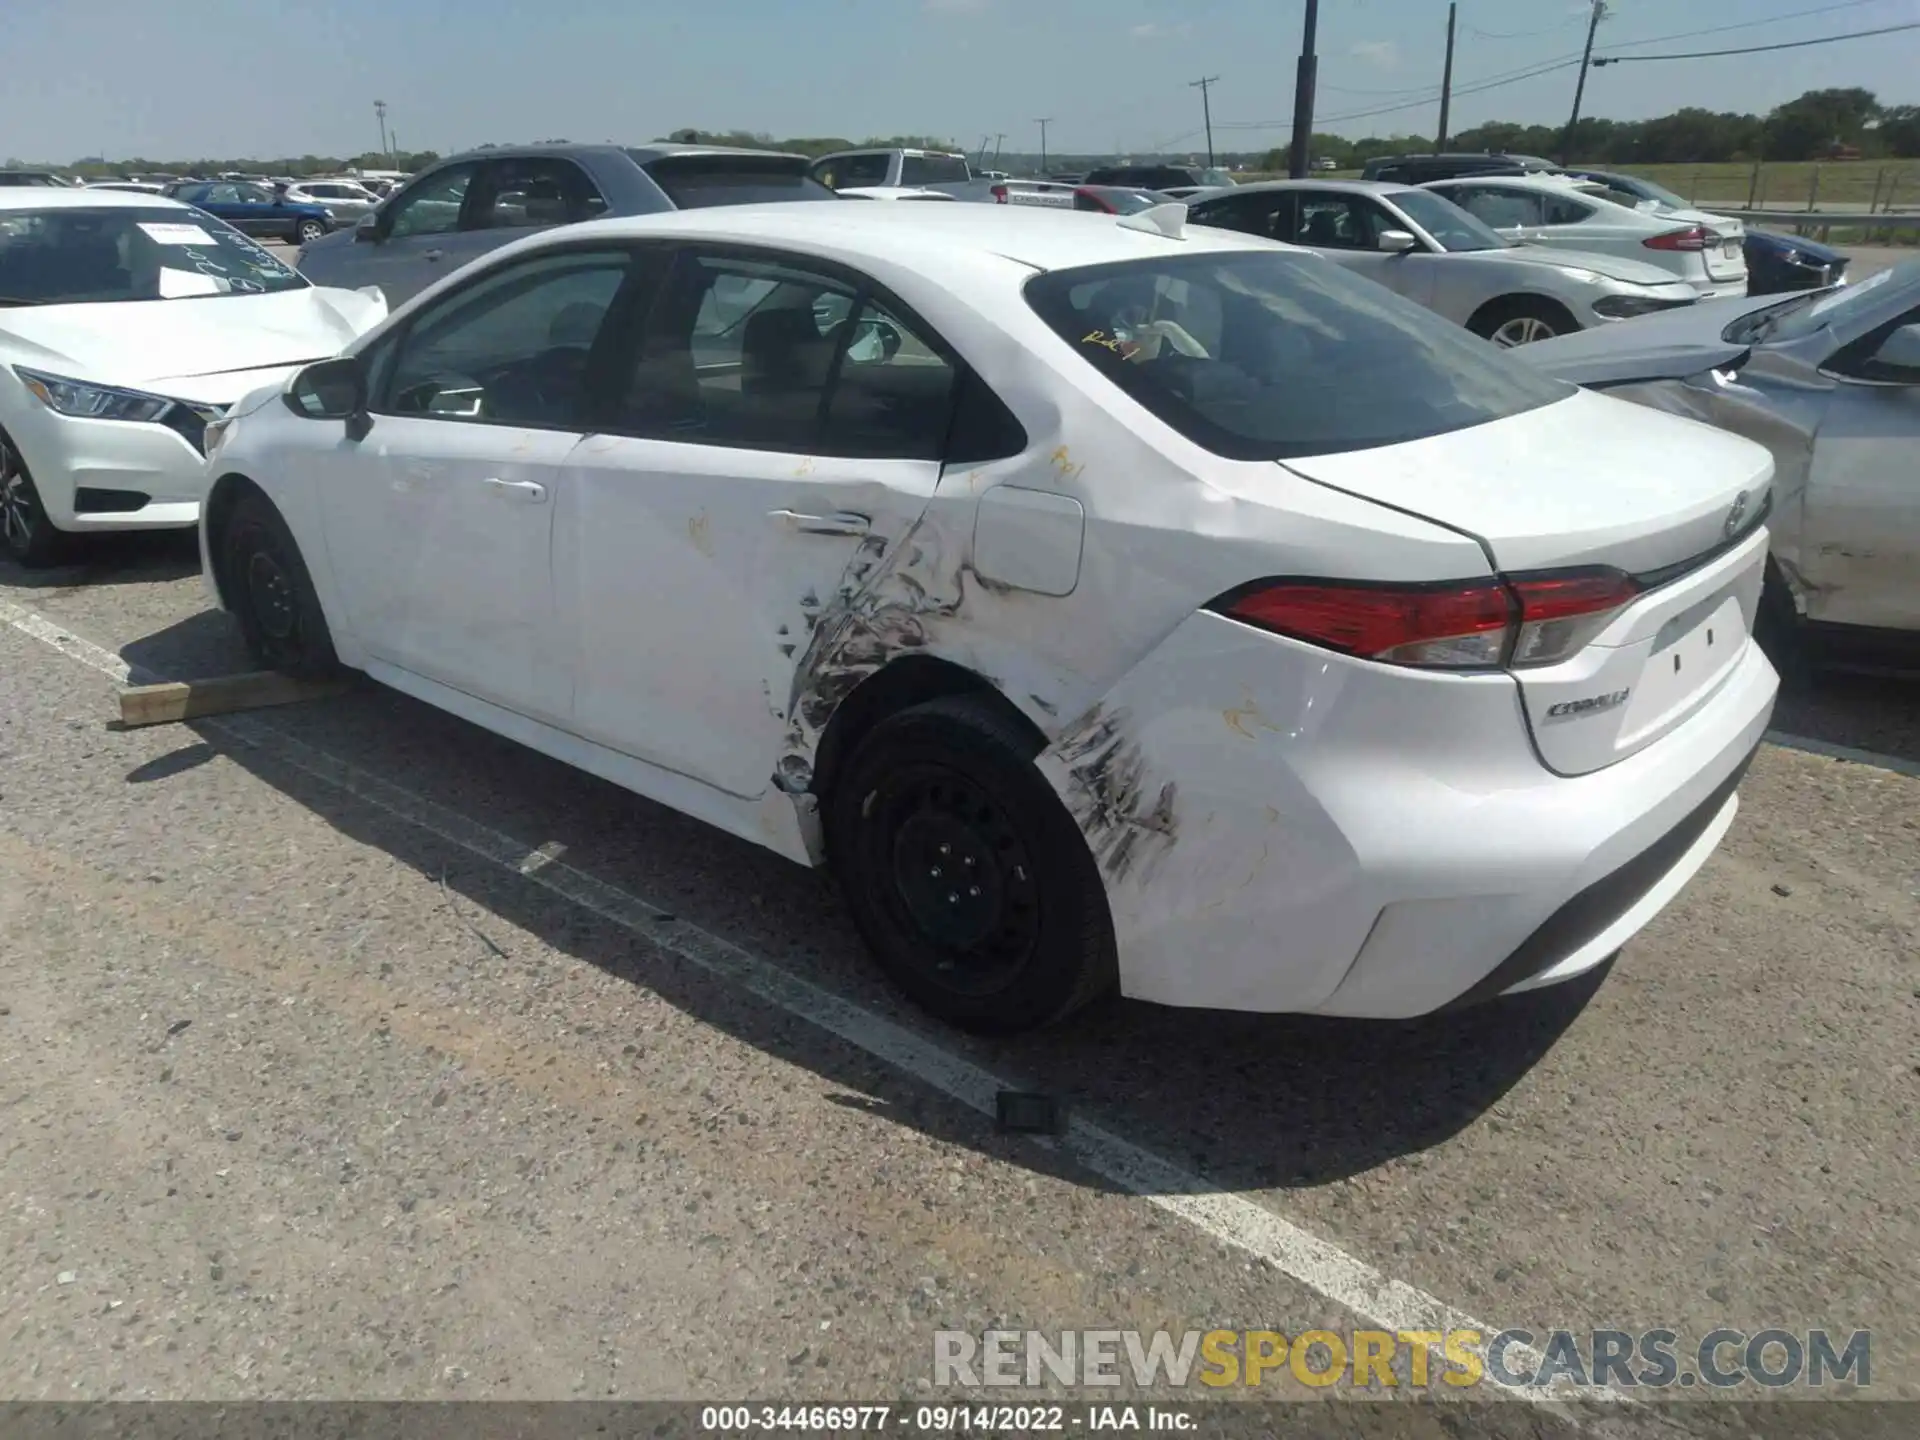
[[1422, 173, 1748, 299], [283, 180, 383, 224], [838, 187, 958, 201], [1187, 180, 1700, 346], [0, 189, 387, 566], [200, 202, 1775, 1033]]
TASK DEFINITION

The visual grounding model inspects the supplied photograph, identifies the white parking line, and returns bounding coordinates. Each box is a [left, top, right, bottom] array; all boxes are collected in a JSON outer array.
[[3, 596, 1602, 1409]]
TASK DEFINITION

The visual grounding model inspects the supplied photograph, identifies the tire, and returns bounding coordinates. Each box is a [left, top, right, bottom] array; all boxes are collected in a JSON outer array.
[[1754, 558, 1811, 693], [827, 695, 1117, 1034], [295, 219, 328, 245], [1468, 296, 1574, 349], [0, 429, 65, 568], [220, 490, 340, 678]]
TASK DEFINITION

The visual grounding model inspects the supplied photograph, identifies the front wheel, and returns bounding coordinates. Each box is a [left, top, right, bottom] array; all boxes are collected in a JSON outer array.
[[220, 491, 340, 678], [827, 695, 1117, 1034], [1469, 296, 1574, 349], [0, 430, 65, 568], [295, 219, 328, 246]]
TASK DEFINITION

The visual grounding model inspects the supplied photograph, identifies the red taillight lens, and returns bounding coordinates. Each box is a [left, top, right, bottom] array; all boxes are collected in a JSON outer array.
[[1644, 226, 1709, 252], [1216, 580, 1515, 669], [991, 184, 1008, 204], [1214, 568, 1640, 670], [1507, 569, 1640, 666]]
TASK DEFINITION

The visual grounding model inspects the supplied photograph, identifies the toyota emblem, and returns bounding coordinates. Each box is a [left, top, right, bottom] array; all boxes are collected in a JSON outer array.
[[1724, 491, 1749, 538]]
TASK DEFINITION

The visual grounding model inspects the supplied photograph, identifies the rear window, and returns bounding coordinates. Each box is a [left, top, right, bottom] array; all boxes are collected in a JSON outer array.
[[899, 153, 970, 186], [1023, 251, 1572, 461], [633, 153, 835, 208]]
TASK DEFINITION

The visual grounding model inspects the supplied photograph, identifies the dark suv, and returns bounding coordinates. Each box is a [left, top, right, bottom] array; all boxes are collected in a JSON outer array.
[[297, 142, 837, 306], [1359, 152, 1559, 185]]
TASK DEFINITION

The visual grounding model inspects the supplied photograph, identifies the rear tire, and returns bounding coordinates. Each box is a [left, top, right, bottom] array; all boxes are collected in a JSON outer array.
[[220, 491, 340, 679], [1468, 296, 1575, 348], [1754, 559, 1811, 693], [827, 695, 1117, 1034], [0, 429, 65, 569]]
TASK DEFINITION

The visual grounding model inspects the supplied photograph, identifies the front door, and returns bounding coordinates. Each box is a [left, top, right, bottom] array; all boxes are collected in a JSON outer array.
[[557, 245, 957, 798], [318, 244, 638, 722], [353, 162, 488, 306]]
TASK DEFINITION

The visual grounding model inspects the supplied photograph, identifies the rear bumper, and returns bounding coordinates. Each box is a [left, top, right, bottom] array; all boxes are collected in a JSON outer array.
[[1035, 610, 1777, 1019]]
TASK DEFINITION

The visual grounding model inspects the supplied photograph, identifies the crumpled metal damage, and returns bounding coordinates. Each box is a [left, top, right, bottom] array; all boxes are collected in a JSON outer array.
[[1044, 703, 1179, 886], [1600, 360, 1823, 612]]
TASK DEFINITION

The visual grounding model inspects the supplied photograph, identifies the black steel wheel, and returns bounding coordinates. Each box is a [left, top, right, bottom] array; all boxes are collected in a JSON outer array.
[[220, 490, 340, 678], [0, 429, 65, 568], [828, 695, 1116, 1034]]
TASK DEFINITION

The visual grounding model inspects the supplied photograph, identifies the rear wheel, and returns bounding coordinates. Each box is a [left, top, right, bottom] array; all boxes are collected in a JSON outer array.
[[1469, 296, 1575, 348], [827, 695, 1117, 1034], [0, 430, 65, 568], [220, 491, 340, 678], [296, 218, 327, 245]]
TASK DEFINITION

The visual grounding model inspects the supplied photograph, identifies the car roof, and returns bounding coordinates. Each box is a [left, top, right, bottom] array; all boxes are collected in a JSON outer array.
[[0, 187, 196, 213], [540, 199, 1291, 274], [1421, 173, 1597, 194], [1207, 178, 1421, 199], [432, 141, 806, 166]]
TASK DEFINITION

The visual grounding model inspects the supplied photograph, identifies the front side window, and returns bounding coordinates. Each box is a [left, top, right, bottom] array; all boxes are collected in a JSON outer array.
[[614, 250, 956, 458], [1024, 250, 1572, 461], [0, 205, 308, 304], [386, 164, 476, 239], [234, 184, 274, 204], [1292, 195, 1391, 250], [380, 249, 632, 426]]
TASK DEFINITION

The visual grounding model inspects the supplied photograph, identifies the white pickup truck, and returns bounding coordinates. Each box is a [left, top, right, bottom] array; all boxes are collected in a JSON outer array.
[[807, 148, 1074, 207]]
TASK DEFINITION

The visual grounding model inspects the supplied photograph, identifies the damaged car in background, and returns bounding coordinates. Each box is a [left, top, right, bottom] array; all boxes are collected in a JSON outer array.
[[197, 201, 1777, 1034], [1521, 260, 1920, 679]]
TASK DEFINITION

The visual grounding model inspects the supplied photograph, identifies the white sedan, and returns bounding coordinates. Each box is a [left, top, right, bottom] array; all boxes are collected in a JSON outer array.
[[1, 189, 387, 566], [1421, 174, 1748, 299], [199, 201, 1778, 1032]]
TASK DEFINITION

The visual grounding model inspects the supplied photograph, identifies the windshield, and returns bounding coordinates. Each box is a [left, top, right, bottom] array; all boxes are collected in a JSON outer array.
[[0, 205, 308, 305], [1629, 176, 1690, 210], [1198, 169, 1236, 188], [1724, 260, 1920, 346], [1025, 250, 1572, 461], [1387, 189, 1509, 253]]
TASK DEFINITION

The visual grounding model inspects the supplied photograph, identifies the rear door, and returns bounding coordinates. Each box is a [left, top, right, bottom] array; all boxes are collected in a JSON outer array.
[[467, 154, 609, 247], [556, 243, 957, 797]]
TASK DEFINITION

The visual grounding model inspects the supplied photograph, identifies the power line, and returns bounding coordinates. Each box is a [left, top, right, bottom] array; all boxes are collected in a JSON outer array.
[[1605, 0, 1895, 51], [1594, 18, 1920, 63]]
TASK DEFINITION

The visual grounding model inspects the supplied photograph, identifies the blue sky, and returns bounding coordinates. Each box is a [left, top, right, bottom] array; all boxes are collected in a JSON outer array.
[[6, 0, 1918, 163]]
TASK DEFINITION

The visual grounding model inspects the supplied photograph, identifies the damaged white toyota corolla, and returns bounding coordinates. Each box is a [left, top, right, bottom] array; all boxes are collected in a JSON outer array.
[[198, 200, 1779, 1032]]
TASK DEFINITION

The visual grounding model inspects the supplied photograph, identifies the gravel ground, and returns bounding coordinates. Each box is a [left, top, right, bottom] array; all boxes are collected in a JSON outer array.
[[1, 527, 1914, 1434]]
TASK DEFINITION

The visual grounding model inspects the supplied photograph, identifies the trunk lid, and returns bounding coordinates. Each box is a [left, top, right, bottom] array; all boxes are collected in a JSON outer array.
[[1281, 388, 1775, 774]]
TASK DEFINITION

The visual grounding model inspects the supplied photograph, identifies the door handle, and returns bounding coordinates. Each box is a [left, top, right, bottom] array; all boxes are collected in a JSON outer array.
[[483, 477, 547, 503], [768, 509, 869, 537]]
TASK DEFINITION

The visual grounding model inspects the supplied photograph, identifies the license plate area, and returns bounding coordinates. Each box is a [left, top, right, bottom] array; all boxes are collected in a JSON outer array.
[[1618, 593, 1745, 748], [1721, 239, 1741, 259]]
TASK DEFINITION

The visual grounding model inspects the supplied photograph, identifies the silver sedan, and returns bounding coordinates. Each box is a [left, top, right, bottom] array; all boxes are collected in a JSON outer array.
[[1186, 178, 1701, 346], [1521, 260, 1920, 674]]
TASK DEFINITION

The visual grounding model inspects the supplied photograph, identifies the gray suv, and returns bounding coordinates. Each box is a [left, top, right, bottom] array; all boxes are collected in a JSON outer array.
[[297, 142, 836, 306]]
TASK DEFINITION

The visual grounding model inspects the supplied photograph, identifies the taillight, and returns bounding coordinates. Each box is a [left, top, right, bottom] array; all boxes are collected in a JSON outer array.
[[991, 184, 1008, 204], [1644, 226, 1709, 252], [1211, 568, 1640, 671]]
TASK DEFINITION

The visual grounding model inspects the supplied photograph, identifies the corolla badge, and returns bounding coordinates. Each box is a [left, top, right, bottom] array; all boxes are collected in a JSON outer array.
[[1723, 490, 1750, 538]]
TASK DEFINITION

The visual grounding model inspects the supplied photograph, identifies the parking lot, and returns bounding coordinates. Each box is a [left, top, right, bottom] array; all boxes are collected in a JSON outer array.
[[1, 229, 1916, 1429]]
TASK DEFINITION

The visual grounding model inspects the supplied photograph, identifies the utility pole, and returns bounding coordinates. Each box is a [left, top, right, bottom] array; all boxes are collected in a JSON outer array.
[[992, 133, 1005, 167], [1190, 76, 1221, 169], [976, 134, 991, 167], [1035, 117, 1053, 175], [373, 99, 389, 160], [1436, 4, 1458, 151], [1558, 0, 1607, 165], [1287, 0, 1320, 178]]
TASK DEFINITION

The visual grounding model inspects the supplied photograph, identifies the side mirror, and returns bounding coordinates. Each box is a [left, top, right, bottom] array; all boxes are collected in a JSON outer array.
[[285, 356, 370, 437], [1377, 228, 1420, 253], [354, 213, 380, 244], [1869, 323, 1920, 379]]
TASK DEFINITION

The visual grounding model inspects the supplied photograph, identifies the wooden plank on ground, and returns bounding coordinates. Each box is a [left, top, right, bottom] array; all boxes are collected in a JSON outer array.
[[117, 672, 351, 729]]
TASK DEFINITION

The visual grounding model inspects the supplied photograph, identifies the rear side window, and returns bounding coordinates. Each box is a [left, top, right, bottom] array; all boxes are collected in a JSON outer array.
[[634, 153, 835, 207], [1023, 251, 1571, 461], [899, 154, 970, 186], [1542, 194, 1596, 225]]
